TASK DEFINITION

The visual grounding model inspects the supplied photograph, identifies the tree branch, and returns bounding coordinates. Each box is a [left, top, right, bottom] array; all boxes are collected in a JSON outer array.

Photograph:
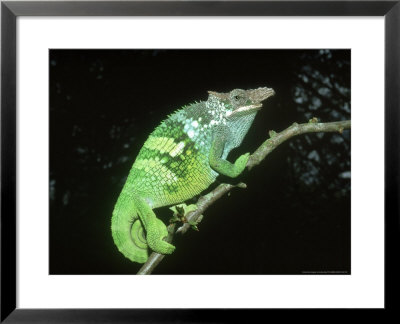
[[137, 119, 351, 275]]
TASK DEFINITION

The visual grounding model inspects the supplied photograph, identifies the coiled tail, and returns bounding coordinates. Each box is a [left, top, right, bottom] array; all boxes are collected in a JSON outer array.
[[111, 192, 149, 263]]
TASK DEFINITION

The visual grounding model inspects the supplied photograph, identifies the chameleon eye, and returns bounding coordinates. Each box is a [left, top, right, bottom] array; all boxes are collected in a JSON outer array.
[[234, 95, 240, 101]]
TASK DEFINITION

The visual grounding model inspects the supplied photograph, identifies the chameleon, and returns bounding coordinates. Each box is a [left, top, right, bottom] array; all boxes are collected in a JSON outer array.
[[111, 87, 275, 263]]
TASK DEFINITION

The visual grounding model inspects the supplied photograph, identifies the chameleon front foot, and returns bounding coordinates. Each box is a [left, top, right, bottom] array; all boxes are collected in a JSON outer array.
[[232, 152, 250, 177]]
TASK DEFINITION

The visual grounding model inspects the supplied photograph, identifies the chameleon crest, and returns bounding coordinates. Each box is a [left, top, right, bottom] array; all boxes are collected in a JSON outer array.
[[112, 87, 275, 263]]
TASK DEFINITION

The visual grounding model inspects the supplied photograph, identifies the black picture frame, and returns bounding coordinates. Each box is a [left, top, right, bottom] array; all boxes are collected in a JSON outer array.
[[1, 0, 398, 322]]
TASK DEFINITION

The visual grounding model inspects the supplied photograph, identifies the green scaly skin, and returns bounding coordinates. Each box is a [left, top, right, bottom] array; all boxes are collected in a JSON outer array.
[[111, 87, 275, 263]]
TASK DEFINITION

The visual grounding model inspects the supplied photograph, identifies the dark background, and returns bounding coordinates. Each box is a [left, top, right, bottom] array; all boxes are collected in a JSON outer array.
[[49, 49, 350, 275]]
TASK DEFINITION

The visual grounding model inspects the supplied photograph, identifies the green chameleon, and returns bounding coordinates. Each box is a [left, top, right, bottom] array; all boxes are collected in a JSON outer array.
[[111, 87, 275, 263]]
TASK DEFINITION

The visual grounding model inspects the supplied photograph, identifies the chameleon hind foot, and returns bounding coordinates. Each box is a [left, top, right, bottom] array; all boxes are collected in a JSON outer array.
[[146, 217, 175, 255]]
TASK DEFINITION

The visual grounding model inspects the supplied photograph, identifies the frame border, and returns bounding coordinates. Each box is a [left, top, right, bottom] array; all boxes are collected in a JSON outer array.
[[1, 0, 399, 322]]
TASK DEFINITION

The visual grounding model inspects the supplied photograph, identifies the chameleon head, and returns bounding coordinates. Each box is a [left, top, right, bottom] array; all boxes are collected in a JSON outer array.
[[208, 87, 275, 119], [206, 87, 275, 153]]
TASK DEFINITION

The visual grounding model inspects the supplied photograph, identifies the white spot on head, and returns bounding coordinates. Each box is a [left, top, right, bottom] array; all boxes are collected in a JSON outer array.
[[191, 120, 198, 128], [187, 130, 195, 138]]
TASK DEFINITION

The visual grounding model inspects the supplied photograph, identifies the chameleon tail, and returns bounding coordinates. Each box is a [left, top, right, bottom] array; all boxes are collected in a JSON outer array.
[[111, 197, 149, 263]]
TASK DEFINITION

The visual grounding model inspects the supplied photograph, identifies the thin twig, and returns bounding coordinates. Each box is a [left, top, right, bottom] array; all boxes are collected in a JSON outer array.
[[137, 119, 351, 274], [247, 120, 351, 169]]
